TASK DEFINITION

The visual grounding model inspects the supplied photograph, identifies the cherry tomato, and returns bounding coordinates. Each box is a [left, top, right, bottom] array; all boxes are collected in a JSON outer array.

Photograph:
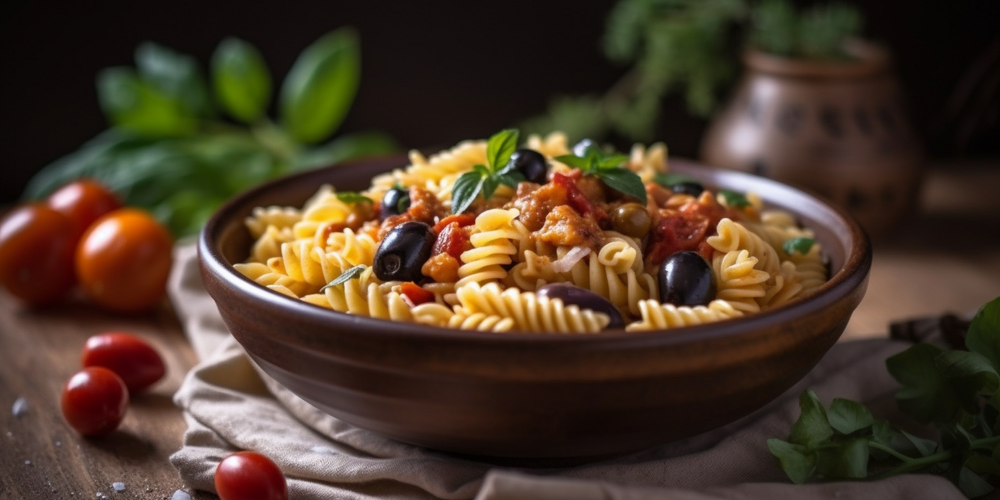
[[75, 208, 173, 313], [0, 204, 77, 305], [46, 179, 122, 241], [82, 332, 166, 393], [214, 451, 288, 500], [60, 366, 129, 436]]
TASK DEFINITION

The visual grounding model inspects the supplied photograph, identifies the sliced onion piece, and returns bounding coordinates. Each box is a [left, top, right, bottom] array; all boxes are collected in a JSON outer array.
[[550, 246, 591, 274]]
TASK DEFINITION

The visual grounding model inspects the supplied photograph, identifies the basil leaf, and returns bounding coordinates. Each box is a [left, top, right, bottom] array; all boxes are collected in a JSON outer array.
[[322, 265, 367, 289], [554, 154, 592, 171], [335, 191, 373, 204], [719, 189, 751, 208], [97, 67, 198, 136], [654, 172, 699, 187], [783, 237, 816, 255], [498, 170, 525, 188], [597, 154, 630, 169], [451, 170, 483, 215], [486, 128, 519, 172], [279, 28, 360, 144], [827, 398, 874, 435], [135, 42, 212, 119], [481, 175, 500, 201], [597, 168, 647, 204], [966, 297, 1000, 372], [211, 37, 272, 123]]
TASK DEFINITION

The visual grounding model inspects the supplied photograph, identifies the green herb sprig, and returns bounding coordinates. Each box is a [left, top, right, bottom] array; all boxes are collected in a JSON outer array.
[[23, 29, 397, 237], [769, 297, 1000, 498], [335, 192, 373, 205], [555, 143, 647, 204], [322, 264, 367, 290], [718, 189, 751, 208], [450, 129, 525, 215], [522, 0, 862, 143], [782, 237, 816, 255]]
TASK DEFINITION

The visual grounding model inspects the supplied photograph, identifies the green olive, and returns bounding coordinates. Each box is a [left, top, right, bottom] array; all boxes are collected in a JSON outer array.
[[610, 203, 651, 238]]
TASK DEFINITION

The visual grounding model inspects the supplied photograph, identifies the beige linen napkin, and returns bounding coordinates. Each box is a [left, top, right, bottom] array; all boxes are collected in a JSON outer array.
[[167, 242, 965, 499]]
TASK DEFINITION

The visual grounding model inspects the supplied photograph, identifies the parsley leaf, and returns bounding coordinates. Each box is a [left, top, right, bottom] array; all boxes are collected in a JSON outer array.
[[654, 172, 699, 187], [783, 237, 816, 255], [554, 144, 647, 204], [321, 264, 366, 290], [335, 191, 373, 204], [769, 295, 1000, 494], [719, 189, 750, 208], [450, 129, 520, 214]]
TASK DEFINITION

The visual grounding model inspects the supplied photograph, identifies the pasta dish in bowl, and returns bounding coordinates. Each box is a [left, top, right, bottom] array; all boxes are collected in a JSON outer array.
[[199, 131, 870, 460]]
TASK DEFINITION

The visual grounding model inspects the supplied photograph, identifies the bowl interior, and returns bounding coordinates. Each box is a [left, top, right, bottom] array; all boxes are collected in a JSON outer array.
[[199, 154, 871, 460]]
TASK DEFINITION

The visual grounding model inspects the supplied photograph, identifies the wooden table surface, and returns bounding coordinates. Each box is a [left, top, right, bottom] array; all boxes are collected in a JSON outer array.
[[1, 161, 999, 500]]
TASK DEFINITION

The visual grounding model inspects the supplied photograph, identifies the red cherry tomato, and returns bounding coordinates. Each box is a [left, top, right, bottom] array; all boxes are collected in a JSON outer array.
[[214, 451, 288, 500], [82, 332, 166, 393], [60, 366, 129, 436], [75, 208, 173, 313], [0, 204, 77, 305], [46, 179, 122, 241]]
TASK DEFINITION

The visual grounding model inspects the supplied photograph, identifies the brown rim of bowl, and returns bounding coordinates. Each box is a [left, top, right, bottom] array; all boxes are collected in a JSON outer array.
[[199, 154, 871, 350]]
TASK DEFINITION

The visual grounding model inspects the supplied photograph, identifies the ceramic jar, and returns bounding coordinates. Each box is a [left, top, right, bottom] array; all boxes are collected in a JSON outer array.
[[700, 42, 923, 237]]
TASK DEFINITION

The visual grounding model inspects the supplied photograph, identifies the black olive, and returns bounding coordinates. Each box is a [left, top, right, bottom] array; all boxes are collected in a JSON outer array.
[[536, 283, 625, 329], [373, 222, 435, 282], [572, 138, 597, 158], [658, 251, 716, 307], [379, 187, 410, 221], [507, 149, 548, 184], [670, 181, 704, 197]]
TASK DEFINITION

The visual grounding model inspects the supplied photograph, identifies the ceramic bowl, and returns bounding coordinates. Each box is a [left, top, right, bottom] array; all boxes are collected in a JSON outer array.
[[198, 155, 871, 462]]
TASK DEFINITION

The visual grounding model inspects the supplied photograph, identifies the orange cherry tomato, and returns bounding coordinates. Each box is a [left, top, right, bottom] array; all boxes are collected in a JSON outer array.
[[82, 332, 166, 393], [214, 451, 288, 500], [61, 366, 129, 436], [75, 208, 173, 313], [46, 179, 122, 241], [0, 204, 77, 305]]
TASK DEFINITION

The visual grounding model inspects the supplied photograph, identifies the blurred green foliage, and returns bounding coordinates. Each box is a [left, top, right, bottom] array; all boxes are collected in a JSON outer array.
[[522, 0, 863, 144], [24, 28, 397, 238]]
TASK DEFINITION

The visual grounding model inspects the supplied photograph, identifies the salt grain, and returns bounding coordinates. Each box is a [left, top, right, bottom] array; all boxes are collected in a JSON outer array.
[[11, 397, 28, 417], [171, 490, 192, 500], [112, 482, 125, 492], [24, 460, 31, 465]]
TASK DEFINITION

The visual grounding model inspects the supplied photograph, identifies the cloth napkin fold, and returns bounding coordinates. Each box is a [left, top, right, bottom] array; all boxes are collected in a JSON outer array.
[[167, 242, 965, 499]]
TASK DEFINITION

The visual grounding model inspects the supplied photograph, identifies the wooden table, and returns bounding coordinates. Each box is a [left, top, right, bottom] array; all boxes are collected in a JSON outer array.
[[1, 161, 998, 499]]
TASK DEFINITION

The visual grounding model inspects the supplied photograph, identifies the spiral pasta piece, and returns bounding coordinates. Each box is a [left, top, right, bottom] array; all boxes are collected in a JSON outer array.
[[456, 209, 523, 288], [245, 205, 302, 239], [712, 249, 769, 314], [626, 300, 743, 332], [455, 282, 609, 333]]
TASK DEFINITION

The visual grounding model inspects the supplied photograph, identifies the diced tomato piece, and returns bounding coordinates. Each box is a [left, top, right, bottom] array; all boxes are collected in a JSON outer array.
[[551, 173, 593, 216], [433, 214, 475, 233], [399, 282, 435, 306], [433, 222, 471, 260], [645, 212, 711, 269]]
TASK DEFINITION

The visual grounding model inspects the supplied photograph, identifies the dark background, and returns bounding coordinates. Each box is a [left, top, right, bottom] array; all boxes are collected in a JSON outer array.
[[1, 0, 998, 204]]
